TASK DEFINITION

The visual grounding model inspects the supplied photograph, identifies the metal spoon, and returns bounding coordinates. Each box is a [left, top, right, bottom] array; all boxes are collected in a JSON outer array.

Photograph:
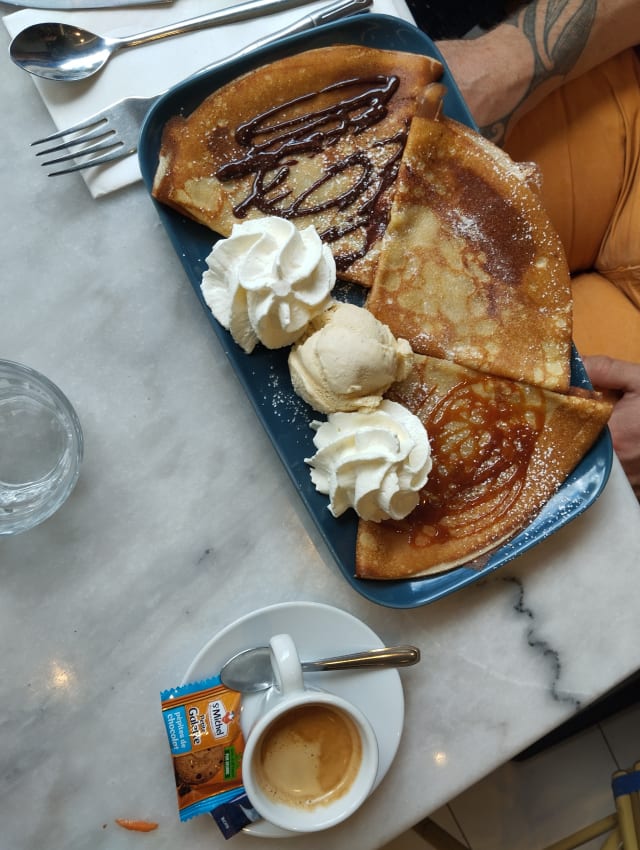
[[9, 0, 318, 82], [220, 644, 420, 692]]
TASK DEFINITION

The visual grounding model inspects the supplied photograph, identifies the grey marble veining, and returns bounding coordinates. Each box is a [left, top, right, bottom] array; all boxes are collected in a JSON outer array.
[[2, 8, 640, 850]]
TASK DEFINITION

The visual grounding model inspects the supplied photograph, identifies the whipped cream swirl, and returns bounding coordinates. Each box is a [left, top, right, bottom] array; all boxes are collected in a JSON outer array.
[[201, 217, 335, 353], [306, 399, 432, 522]]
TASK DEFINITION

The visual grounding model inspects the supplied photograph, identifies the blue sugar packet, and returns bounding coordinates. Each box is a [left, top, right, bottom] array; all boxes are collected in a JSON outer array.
[[211, 791, 262, 839]]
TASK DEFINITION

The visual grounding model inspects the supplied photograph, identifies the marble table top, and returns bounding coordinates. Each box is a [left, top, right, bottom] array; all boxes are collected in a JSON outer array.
[[1, 5, 639, 849]]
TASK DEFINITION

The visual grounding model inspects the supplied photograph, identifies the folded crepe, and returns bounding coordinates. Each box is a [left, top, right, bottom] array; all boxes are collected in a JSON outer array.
[[152, 45, 443, 287], [355, 354, 613, 579], [366, 84, 573, 392]]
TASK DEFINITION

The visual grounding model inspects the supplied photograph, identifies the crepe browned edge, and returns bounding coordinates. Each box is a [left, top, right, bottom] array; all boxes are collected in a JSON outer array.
[[355, 354, 612, 580], [365, 101, 573, 392], [151, 45, 443, 288]]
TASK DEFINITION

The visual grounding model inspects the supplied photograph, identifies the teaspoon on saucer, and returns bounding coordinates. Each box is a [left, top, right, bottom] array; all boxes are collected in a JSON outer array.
[[220, 644, 420, 693], [9, 0, 319, 82]]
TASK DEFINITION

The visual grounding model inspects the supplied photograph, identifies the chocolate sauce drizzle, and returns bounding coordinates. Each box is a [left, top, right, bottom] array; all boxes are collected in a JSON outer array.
[[213, 75, 405, 269]]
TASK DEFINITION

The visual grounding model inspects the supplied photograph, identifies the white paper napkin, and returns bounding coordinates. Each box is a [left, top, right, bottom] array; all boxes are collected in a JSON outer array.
[[3, 0, 413, 198]]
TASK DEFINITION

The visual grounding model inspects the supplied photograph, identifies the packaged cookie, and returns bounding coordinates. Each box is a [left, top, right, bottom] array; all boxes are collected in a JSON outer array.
[[161, 675, 246, 822]]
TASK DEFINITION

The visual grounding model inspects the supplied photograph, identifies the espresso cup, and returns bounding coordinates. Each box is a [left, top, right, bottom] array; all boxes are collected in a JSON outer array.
[[242, 633, 379, 833]]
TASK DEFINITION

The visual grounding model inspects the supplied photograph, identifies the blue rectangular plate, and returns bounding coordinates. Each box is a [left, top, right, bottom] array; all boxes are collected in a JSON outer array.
[[138, 14, 613, 608]]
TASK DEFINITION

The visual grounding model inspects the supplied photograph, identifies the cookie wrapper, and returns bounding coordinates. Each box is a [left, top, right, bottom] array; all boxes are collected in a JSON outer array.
[[161, 675, 247, 823]]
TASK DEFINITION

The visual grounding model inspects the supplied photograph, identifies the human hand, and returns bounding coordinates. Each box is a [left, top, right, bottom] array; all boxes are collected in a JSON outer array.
[[583, 355, 640, 499]]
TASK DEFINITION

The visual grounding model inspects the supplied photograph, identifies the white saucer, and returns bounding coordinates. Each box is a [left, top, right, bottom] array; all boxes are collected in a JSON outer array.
[[182, 601, 405, 839]]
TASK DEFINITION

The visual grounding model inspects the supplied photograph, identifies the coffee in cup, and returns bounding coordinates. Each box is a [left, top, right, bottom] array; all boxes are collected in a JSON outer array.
[[253, 701, 362, 809]]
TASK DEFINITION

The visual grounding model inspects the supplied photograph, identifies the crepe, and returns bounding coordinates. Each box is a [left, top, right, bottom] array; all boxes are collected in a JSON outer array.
[[355, 354, 613, 579], [152, 46, 443, 287], [365, 85, 573, 391]]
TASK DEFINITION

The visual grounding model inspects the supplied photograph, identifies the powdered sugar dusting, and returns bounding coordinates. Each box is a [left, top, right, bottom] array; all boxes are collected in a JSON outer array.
[[263, 360, 314, 425]]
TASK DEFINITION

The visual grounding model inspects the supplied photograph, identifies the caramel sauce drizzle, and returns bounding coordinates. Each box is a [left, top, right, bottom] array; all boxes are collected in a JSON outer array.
[[388, 378, 546, 545], [214, 76, 404, 269]]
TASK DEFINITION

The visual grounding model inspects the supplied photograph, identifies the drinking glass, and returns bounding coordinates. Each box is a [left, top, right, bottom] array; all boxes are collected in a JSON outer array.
[[0, 359, 83, 535]]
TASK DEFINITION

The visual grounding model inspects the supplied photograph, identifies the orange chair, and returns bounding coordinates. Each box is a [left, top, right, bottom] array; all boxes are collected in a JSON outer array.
[[504, 48, 640, 365]]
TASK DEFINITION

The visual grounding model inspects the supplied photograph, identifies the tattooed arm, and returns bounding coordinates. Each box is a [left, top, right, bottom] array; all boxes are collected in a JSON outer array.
[[436, 0, 640, 143]]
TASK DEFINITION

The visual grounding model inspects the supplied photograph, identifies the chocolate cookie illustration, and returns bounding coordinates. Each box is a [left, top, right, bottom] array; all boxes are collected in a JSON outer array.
[[174, 746, 225, 786]]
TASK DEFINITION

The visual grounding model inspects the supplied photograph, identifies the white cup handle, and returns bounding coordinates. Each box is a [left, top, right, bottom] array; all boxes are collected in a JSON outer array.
[[269, 633, 304, 696]]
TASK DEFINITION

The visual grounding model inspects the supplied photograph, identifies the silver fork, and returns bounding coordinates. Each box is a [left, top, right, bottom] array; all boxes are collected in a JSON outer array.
[[31, 0, 372, 177]]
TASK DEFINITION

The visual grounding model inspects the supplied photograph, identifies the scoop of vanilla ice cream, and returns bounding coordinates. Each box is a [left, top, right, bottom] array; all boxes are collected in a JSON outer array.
[[306, 399, 432, 522], [289, 302, 413, 413], [201, 217, 335, 353]]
